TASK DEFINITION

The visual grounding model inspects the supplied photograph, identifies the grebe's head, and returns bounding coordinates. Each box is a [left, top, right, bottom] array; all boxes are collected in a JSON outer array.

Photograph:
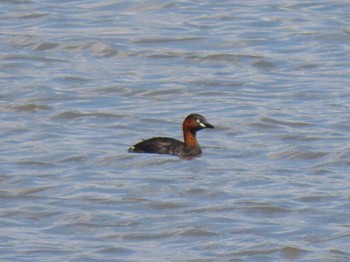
[[183, 114, 214, 131]]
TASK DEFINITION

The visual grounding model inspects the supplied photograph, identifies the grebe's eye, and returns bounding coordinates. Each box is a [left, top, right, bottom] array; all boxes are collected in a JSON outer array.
[[196, 119, 206, 128]]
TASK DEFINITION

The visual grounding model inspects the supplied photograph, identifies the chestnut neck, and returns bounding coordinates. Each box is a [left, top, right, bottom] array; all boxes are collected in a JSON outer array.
[[182, 121, 199, 148]]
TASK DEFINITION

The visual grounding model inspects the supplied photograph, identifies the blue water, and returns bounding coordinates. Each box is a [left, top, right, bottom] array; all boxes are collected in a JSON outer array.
[[1, 1, 350, 261]]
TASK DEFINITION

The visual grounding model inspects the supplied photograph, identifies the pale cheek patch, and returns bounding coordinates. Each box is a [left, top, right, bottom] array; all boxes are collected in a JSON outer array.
[[196, 119, 206, 128]]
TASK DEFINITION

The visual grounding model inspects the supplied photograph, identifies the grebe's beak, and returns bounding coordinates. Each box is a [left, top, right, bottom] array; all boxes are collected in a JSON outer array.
[[204, 122, 214, 128], [199, 120, 214, 129], [194, 116, 214, 129]]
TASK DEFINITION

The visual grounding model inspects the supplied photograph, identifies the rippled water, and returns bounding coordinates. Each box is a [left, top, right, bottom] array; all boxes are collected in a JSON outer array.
[[1, 0, 350, 261]]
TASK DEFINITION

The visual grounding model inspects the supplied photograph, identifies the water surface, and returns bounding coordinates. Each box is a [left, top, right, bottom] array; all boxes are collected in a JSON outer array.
[[1, 0, 350, 261]]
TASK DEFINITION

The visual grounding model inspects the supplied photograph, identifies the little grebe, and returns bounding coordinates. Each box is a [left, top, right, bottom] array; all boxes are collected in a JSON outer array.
[[128, 114, 214, 157]]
